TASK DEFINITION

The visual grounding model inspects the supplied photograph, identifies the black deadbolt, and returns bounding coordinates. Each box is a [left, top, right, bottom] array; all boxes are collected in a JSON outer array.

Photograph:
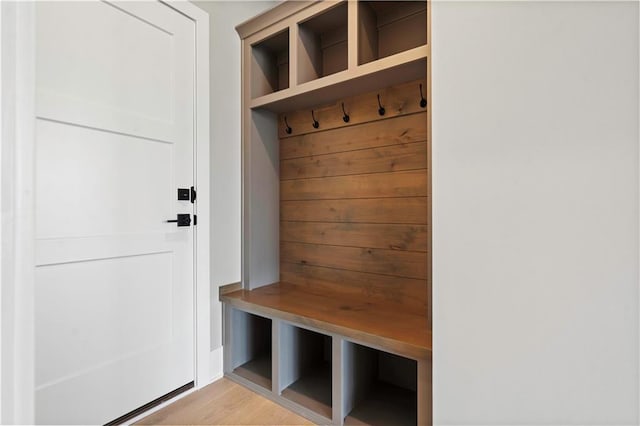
[[177, 188, 190, 200]]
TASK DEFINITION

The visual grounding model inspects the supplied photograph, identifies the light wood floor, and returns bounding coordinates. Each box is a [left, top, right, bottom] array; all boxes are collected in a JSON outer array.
[[136, 378, 313, 425]]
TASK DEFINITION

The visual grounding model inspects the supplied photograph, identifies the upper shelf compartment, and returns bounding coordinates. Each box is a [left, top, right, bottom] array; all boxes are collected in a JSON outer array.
[[297, 2, 348, 85], [251, 47, 427, 112], [246, 0, 429, 112], [251, 28, 290, 98], [358, 1, 427, 65]]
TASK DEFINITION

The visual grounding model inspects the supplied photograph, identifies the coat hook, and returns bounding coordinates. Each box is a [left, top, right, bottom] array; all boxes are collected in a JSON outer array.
[[419, 84, 427, 108], [311, 110, 319, 129], [377, 94, 385, 116], [284, 116, 292, 134], [341, 103, 350, 123]]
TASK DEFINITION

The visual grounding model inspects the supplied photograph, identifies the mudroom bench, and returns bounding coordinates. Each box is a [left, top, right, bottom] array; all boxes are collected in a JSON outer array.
[[221, 282, 432, 426]]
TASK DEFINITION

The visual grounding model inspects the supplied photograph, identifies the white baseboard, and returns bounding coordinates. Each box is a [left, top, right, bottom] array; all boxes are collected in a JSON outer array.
[[209, 346, 223, 383]]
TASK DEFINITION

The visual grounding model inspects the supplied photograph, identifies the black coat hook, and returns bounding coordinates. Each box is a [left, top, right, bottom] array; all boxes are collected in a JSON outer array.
[[341, 103, 350, 123], [284, 116, 292, 134], [311, 110, 319, 129], [419, 84, 427, 108], [377, 94, 385, 116]]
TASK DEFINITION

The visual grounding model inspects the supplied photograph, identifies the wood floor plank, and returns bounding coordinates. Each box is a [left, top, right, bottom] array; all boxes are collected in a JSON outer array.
[[281, 197, 428, 224], [281, 169, 427, 201], [281, 141, 427, 180], [280, 112, 427, 159], [281, 221, 428, 252], [136, 378, 312, 425], [281, 241, 428, 280]]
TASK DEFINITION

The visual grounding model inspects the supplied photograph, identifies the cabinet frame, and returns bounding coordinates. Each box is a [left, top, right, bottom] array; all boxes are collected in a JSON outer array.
[[231, 1, 432, 424]]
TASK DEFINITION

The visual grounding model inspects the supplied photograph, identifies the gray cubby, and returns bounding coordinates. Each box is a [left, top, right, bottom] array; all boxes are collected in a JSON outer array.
[[297, 2, 348, 84], [343, 342, 417, 426], [358, 1, 427, 65], [278, 324, 333, 420], [251, 29, 290, 98], [229, 309, 272, 390]]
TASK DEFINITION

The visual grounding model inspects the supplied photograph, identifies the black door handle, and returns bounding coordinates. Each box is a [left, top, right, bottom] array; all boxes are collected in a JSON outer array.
[[166, 214, 191, 227]]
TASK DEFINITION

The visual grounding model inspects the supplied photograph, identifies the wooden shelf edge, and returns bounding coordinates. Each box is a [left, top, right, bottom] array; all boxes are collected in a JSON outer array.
[[219, 281, 242, 297], [221, 290, 432, 360], [249, 45, 429, 112]]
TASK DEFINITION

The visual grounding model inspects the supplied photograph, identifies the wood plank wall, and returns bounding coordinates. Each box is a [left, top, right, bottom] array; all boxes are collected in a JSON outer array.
[[279, 79, 429, 316]]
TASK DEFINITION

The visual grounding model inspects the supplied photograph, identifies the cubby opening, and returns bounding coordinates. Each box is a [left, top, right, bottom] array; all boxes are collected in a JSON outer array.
[[358, 1, 427, 65], [279, 325, 333, 419], [251, 29, 290, 98], [297, 2, 348, 84], [344, 342, 417, 426], [230, 310, 272, 390]]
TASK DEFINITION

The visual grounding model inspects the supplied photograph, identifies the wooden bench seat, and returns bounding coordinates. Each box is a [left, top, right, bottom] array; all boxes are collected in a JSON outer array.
[[221, 282, 432, 360]]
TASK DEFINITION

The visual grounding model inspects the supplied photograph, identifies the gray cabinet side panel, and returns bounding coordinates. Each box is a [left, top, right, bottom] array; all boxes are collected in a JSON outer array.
[[248, 109, 280, 289]]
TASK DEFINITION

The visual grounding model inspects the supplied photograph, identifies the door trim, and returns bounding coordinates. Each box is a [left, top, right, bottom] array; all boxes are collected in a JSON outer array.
[[161, 0, 211, 392], [0, 1, 210, 422], [1, 1, 36, 423]]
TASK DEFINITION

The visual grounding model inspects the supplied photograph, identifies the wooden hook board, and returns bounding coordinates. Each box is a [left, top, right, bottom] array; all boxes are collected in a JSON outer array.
[[278, 78, 428, 139]]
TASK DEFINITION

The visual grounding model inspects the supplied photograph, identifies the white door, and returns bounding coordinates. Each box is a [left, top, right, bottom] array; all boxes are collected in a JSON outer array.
[[34, 1, 195, 424]]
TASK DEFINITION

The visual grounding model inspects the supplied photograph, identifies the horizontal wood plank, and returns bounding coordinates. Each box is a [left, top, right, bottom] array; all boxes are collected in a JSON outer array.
[[280, 112, 427, 160], [281, 241, 427, 280], [219, 282, 242, 296], [281, 221, 427, 252], [281, 169, 427, 201], [281, 198, 428, 224], [278, 79, 428, 138], [281, 142, 427, 180], [280, 262, 427, 315], [276, 80, 429, 329]]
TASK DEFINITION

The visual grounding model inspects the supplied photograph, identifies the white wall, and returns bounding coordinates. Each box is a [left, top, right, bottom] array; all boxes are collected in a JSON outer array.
[[432, 1, 639, 424], [191, 1, 277, 353]]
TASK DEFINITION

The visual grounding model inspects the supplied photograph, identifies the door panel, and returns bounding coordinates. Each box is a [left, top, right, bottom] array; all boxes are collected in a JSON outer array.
[[36, 253, 174, 386], [35, 119, 173, 238], [35, 1, 191, 142], [37, 2, 174, 123], [34, 1, 195, 424]]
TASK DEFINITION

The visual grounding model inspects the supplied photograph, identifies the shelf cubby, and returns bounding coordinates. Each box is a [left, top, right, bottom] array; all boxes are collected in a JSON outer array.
[[297, 2, 348, 84], [344, 342, 417, 426], [279, 324, 333, 420], [358, 1, 427, 65], [230, 309, 272, 390], [251, 29, 290, 98]]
